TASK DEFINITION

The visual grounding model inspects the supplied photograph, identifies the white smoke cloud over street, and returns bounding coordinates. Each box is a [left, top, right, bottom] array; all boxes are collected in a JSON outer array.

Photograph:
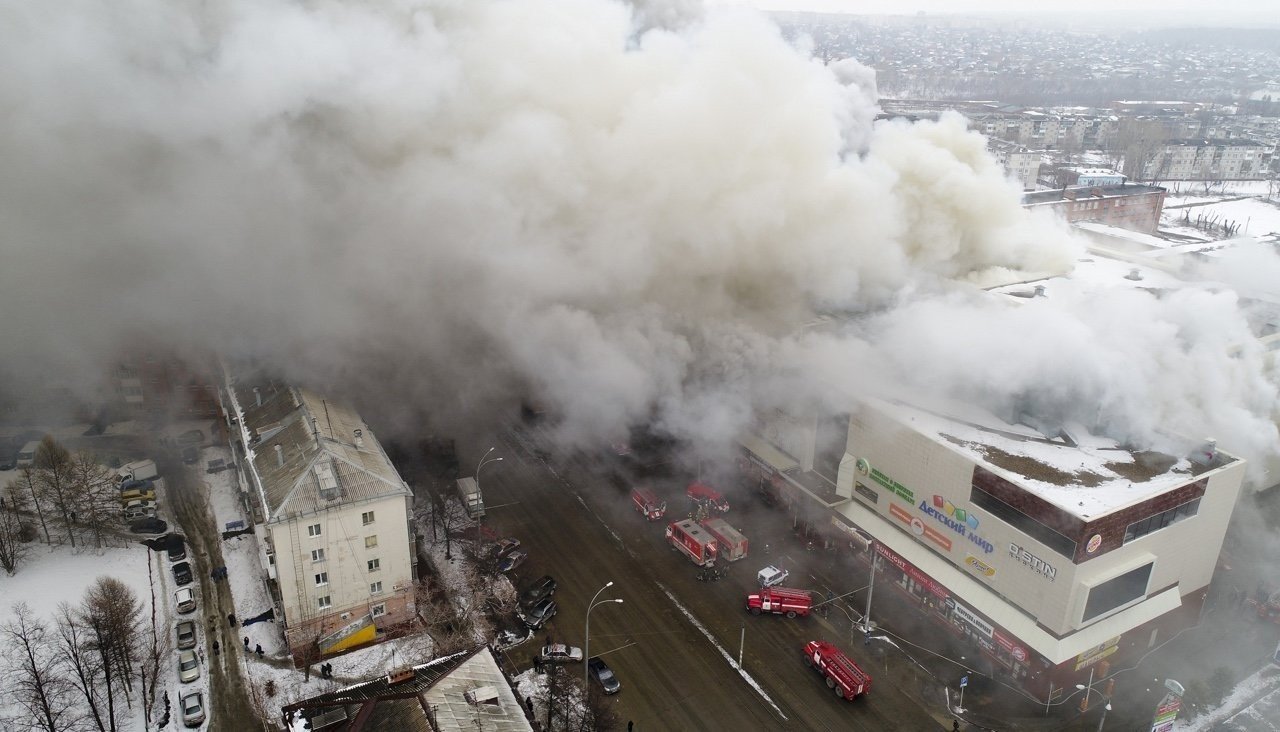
[[0, 0, 1277, 472]]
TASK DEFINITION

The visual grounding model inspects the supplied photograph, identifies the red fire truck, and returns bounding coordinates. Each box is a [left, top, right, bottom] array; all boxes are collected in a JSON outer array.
[[746, 587, 812, 618], [631, 487, 667, 521], [686, 482, 729, 514], [802, 640, 872, 700], [700, 517, 748, 561], [666, 519, 718, 567]]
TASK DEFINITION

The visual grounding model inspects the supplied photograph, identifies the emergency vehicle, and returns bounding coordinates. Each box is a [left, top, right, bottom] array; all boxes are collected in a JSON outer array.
[[746, 587, 812, 618], [686, 482, 729, 514], [631, 487, 667, 521], [803, 640, 872, 700], [666, 519, 718, 567], [700, 517, 748, 561]]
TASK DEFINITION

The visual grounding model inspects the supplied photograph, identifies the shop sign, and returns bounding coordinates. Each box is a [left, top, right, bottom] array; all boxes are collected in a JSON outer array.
[[965, 554, 997, 579], [950, 601, 994, 638], [909, 516, 953, 551], [874, 542, 949, 599], [854, 482, 879, 504], [993, 630, 1028, 663], [1009, 542, 1058, 581], [1074, 636, 1120, 671], [870, 467, 915, 503], [1086, 534, 1103, 554], [920, 496, 995, 554]]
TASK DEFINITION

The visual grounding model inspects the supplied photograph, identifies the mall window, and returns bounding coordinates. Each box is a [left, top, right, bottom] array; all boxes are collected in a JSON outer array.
[[970, 486, 1077, 558], [1082, 563, 1152, 622], [1124, 498, 1200, 544]]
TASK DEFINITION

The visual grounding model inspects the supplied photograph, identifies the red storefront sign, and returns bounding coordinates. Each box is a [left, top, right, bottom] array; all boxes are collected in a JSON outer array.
[[875, 541, 949, 599], [993, 629, 1029, 663]]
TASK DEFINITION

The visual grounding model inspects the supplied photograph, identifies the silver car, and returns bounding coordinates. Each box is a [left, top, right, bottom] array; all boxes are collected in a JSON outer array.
[[175, 620, 196, 651], [180, 690, 204, 727], [178, 649, 200, 683]]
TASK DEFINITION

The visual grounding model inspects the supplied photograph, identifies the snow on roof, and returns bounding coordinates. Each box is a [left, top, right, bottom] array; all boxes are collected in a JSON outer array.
[[869, 397, 1225, 520]]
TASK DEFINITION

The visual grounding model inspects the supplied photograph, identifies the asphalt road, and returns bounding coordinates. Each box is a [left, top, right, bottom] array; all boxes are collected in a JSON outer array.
[[476, 428, 948, 731], [161, 449, 258, 730]]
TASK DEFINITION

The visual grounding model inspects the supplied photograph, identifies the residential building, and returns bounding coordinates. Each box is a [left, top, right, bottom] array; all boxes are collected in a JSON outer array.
[[114, 349, 220, 421], [224, 380, 416, 662], [1022, 183, 1167, 234], [988, 139, 1043, 191], [1140, 139, 1271, 181]]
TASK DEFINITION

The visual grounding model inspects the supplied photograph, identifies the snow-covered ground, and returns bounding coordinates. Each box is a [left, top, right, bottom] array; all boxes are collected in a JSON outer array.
[[1163, 197, 1280, 240], [1176, 665, 1280, 731]]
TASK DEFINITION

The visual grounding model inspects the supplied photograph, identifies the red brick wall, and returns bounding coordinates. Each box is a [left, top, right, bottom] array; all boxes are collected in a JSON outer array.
[[1075, 479, 1207, 562], [972, 466, 1085, 542]]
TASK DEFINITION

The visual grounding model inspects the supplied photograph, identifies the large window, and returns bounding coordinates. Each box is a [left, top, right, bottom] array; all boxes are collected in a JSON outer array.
[[317, 596, 331, 610], [1083, 563, 1153, 622], [1124, 499, 1200, 544], [971, 486, 1077, 558], [307, 523, 322, 537], [310, 548, 325, 563], [362, 511, 375, 525]]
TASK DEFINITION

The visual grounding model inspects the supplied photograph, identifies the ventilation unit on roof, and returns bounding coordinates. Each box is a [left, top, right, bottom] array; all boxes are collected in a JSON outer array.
[[465, 686, 500, 706], [315, 462, 341, 502]]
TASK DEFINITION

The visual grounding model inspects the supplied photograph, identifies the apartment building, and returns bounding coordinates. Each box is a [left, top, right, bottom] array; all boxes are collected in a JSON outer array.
[[1140, 139, 1271, 181], [224, 380, 416, 662], [114, 350, 220, 420], [1022, 183, 1167, 234], [988, 139, 1042, 191]]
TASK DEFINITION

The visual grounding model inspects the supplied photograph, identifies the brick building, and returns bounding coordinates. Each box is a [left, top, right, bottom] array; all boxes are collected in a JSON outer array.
[[1022, 183, 1167, 234], [114, 350, 220, 421]]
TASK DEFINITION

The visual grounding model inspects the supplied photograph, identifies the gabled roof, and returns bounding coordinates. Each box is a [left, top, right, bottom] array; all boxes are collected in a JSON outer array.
[[229, 381, 409, 522]]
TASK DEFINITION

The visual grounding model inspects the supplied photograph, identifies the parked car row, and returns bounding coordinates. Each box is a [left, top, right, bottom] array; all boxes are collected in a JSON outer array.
[[517, 574, 622, 695]]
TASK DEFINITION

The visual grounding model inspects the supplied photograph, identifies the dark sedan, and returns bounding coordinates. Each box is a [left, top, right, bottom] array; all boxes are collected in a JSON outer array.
[[588, 657, 621, 694], [520, 575, 557, 608], [172, 561, 193, 586]]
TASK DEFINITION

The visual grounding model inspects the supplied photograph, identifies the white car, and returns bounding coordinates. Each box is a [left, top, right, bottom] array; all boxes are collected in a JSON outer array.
[[180, 690, 205, 728], [177, 649, 200, 683], [174, 587, 197, 614], [757, 565, 789, 588], [537, 644, 584, 664]]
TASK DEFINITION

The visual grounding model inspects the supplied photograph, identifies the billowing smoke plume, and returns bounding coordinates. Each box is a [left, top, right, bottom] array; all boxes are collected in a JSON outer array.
[[0, 0, 1276, 476]]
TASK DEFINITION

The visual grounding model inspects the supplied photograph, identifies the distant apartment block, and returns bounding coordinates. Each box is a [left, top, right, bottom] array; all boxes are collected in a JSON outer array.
[[1139, 139, 1271, 181], [223, 380, 416, 663], [988, 139, 1042, 191], [115, 350, 220, 421]]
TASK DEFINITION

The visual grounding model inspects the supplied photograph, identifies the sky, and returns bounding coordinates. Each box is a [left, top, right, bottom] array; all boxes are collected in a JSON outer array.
[[714, 0, 1276, 25]]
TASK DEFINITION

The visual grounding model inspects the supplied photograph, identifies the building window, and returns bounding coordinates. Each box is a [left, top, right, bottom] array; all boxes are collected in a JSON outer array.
[[362, 511, 375, 525], [371, 603, 386, 618], [1124, 498, 1200, 544], [311, 548, 326, 563], [367, 558, 381, 572], [1082, 563, 1153, 622], [365, 535, 378, 549], [317, 596, 331, 610], [370, 581, 383, 595], [307, 523, 322, 537], [314, 572, 328, 586], [970, 485, 1077, 558]]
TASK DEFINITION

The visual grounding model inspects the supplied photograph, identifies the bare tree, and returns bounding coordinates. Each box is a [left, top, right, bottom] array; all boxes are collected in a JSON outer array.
[[34, 436, 77, 549], [3, 603, 78, 732], [69, 454, 120, 550], [15, 466, 52, 544], [81, 576, 144, 728], [0, 491, 30, 574], [53, 602, 108, 732]]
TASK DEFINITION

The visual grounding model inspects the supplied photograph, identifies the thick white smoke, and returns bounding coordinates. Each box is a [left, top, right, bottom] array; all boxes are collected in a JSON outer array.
[[0, 0, 1276, 476]]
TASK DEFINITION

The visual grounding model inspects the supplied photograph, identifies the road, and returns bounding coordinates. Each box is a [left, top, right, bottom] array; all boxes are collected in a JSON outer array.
[[472, 427, 947, 731], [160, 449, 258, 730]]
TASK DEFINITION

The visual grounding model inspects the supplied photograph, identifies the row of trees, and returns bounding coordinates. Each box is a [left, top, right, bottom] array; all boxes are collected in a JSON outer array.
[[1, 577, 156, 732], [1, 436, 125, 574]]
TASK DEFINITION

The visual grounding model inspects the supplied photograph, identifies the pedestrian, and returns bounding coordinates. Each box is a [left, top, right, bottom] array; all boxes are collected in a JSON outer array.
[[627, 722, 633, 732], [255, 643, 263, 657], [525, 696, 534, 714], [212, 640, 220, 656], [197, 647, 205, 663], [953, 721, 961, 732], [228, 612, 237, 627], [244, 636, 250, 650]]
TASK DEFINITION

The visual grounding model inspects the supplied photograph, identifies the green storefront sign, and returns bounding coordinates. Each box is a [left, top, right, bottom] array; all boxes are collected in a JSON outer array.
[[870, 468, 915, 503]]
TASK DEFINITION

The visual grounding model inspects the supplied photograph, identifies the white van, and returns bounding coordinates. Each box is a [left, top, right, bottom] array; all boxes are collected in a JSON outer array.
[[15, 440, 40, 468]]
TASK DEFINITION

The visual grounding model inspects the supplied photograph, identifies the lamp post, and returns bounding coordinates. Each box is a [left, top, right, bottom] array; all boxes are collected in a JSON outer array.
[[585, 582, 623, 690], [862, 548, 879, 638], [1076, 675, 1113, 732], [474, 447, 503, 548]]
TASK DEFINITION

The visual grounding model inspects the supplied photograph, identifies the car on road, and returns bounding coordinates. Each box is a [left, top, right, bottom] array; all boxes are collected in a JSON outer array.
[[177, 649, 200, 683], [174, 587, 196, 614], [167, 539, 187, 563], [181, 446, 199, 464], [498, 550, 528, 573], [587, 657, 621, 694], [175, 620, 197, 650], [172, 561, 193, 586], [0, 456, 14, 471], [129, 517, 166, 535], [521, 598, 558, 629], [180, 690, 205, 727], [520, 575, 557, 608], [537, 644, 583, 664], [757, 565, 790, 588], [489, 537, 521, 559]]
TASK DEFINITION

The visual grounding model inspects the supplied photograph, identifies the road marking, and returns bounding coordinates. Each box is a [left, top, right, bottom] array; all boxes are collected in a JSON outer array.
[[656, 582, 789, 722]]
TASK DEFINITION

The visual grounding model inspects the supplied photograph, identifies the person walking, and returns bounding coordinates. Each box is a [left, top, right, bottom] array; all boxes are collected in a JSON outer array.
[[227, 612, 237, 627], [243, 636, 250, 651], [212, 639, 220, 656], [255, 643, 263, 657]]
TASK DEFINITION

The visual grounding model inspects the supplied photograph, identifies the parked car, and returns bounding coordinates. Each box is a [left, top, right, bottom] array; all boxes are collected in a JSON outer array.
[[180, 690, 205, 727], [489, 537, 522, 559], [119, 480, 156, 504], [181, 446, 198, 464], [520, 576, 557, 608], [167, 540, 187, 563], [123, 505, 156, 522], [175, 620, 196, 650], [587, 657, 621, 694], [537, 644, 584, 664], [498, 550, 528, 573], [521, 598, 558, 629], [129, 517, 166, 535], [757, 565, 790, 588], [174, 588, 196, 614], [177, 649, 200, 683], [172, 561, 193, 586]]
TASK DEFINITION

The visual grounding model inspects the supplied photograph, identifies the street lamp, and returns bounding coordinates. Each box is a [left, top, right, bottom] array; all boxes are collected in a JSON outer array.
[[1076, 678, 1113, 731], [585, 582, 623, 690], [475, 447, 503, 548], [862, 549, 879, 638]]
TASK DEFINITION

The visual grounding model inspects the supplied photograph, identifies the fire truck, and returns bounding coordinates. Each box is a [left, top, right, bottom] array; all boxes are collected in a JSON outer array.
[[686, 482, 729, 514], [746, 587, 812, 618], [802, 640, 872, 700], [631, 487, 667, 521], [700, 517, 748, 561], [666, 519, 718, 567]]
